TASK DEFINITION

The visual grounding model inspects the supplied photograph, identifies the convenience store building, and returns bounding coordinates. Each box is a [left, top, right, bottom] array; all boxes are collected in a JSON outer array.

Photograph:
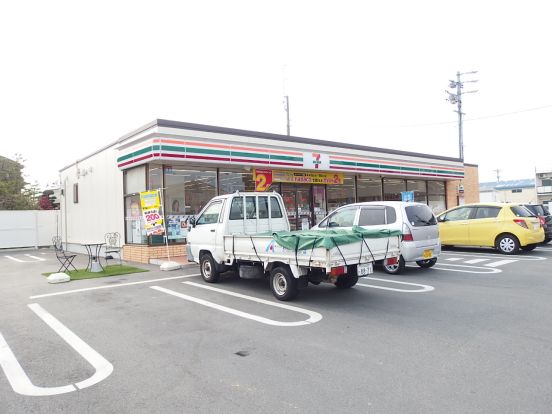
[[59, 119, 479, 263]]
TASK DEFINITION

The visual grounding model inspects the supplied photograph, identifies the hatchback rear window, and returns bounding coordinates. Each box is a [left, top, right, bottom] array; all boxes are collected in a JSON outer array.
[[405, 205, 437, 227], [511, 206, 534, 217], [524, 205, 545, 216]]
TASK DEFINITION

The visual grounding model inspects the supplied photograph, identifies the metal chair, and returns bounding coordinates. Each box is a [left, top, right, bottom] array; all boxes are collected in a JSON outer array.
[[104, 232, 122, 266], [52, 236, 77, 273]]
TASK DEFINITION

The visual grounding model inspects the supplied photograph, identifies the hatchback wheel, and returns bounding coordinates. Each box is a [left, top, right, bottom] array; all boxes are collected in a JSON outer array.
[[382, 256, 405, 274], [416, 258, 437, 268], [496, 234, 520, 255]]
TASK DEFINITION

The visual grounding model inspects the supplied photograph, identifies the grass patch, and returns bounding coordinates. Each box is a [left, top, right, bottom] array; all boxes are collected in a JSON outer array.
[[43, 265, 149, 280]]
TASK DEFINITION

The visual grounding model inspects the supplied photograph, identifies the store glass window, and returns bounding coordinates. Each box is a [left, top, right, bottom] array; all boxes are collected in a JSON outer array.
[[428, 180, 446, 214], [383, 178, 406, 201], [327, 175, 355, 213], [219, 168, 255, 194], [148, 164, 163, 191], [407, 180, 428, 203], [125, 195, 147, 244], [164, 166, 217, 244], [124, 165, 146, 194], [357, 176, 383, 202]]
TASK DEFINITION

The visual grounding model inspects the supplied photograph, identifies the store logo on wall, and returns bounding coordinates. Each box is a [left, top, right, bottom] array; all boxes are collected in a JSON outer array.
[[303, 152, 329, 170], [312, 153, 321, 169]]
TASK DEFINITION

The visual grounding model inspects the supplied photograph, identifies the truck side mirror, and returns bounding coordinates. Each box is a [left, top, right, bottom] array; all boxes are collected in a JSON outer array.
[[189, 216, 196, 228]]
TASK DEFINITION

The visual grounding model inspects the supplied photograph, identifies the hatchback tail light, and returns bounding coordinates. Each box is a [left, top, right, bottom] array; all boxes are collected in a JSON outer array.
[[402, 231, 414, 242], [513, 219, 528, 229], [538, 216, 545, 227]]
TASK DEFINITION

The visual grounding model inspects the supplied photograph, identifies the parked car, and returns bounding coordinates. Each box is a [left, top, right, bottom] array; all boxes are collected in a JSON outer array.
[[521, 204, 552, 244], [311, 201, 440, 274], [436, 203, 544, 254]]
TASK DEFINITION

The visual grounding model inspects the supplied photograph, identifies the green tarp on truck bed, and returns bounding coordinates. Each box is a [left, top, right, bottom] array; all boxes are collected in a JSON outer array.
[[271, 226, 402, 251]]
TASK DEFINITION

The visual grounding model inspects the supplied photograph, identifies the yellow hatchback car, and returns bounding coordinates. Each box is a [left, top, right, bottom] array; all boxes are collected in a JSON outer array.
[[436, 203, 544, 254]]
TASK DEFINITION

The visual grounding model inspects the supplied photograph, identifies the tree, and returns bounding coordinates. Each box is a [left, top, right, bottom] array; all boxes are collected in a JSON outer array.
[[0, 154, 38, 210]]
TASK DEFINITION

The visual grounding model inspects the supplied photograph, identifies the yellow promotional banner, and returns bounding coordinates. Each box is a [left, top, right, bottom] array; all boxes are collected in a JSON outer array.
[[139, 190, 165, 235], [254, 169, 344, 188]]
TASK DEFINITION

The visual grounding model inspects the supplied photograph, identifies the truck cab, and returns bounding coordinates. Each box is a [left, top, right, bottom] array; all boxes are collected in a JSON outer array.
[[187, 192, 289, 265]]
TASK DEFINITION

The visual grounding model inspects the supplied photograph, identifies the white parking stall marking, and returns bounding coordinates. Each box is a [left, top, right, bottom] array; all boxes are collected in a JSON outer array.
[[0, 304, 113, 396], [4, 256, 24, 263], [25, 254, 46, 261], [151, 284, 322, 327], [445, 257, 463, 262], [29, 274, 202, 299], [484, 259, 518, 268], [433, 263, 501, 274], [441, 252, 546, 261], [464, 258, 489, 264], [357, 277, 434, 293], [4, 254, 46, 263]]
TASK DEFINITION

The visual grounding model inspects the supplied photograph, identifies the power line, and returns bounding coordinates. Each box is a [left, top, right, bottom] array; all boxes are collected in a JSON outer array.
[[366, 104, 552, 129]]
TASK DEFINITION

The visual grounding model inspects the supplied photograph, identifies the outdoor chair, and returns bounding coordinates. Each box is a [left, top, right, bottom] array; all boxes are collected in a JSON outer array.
[[52, 236, 77, 273], [104, 232, 122, 266]]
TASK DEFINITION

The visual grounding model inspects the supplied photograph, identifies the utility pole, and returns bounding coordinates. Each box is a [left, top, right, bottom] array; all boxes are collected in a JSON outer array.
[[493, 168, 501, 182], [284, 95, 290, 136], [446, 71, 478, 161]]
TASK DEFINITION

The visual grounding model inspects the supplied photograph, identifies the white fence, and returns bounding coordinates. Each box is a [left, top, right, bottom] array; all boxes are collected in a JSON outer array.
[[0, 210, 61, 249]]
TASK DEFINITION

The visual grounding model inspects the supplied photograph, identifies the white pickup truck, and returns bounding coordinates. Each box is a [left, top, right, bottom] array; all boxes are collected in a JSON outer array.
[[187, 192, 400, 300]]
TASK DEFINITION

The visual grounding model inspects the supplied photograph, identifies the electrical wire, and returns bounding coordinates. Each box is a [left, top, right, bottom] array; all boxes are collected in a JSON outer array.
[[368, 104, 552, 129]]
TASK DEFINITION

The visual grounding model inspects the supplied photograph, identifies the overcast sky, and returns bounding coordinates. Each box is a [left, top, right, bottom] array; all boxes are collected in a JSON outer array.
[[1, 0, 551, 188]]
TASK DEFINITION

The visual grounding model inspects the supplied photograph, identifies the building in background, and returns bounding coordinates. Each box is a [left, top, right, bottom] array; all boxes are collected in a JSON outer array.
[[535, 168, 552, 208], [479, 179, 537, 203], [59, 119, 479, 263]]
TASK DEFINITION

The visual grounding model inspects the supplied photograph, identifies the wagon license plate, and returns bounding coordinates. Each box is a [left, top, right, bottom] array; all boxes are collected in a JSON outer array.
[[422, 249, 433, 259], [533, 223, 539, 230], [357, 262, 373, 276]]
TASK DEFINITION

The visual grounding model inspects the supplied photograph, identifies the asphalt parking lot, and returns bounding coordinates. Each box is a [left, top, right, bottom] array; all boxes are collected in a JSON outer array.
[[1, 246, 552, 413]]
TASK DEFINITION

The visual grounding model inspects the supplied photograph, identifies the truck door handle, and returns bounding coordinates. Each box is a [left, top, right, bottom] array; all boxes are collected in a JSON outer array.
[[210, 229, 215, 232]]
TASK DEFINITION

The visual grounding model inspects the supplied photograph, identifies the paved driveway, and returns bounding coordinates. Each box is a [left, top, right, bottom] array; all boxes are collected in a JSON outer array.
[[1, 246, 552, 413]]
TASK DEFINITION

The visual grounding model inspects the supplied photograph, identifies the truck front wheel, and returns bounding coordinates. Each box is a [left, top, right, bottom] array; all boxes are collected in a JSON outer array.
[[200, 253, 220, 283], [270, 266, 298, 301]]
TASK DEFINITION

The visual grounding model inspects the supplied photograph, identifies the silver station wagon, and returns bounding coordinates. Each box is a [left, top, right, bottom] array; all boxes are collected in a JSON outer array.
[[311, 201, 441, 274]]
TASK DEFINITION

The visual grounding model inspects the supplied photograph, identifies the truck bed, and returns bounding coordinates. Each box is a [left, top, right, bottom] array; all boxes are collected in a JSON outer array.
[[223, 233, 400, 272]]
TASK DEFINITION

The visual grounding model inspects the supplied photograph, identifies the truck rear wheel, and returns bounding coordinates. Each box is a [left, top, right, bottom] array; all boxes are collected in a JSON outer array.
[[200, 253, 220, 283], [270, 266, 298, 301], [334, 273, 359, 289]]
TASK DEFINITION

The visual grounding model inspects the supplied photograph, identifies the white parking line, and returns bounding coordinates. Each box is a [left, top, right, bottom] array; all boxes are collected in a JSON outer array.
[[4, 256, 24, 263], [4, 255, 45, 263], [441, 252, 546, 261], [151, 284, 322, 327], [432, 263, 502, 274], [28, 304, 113, 390], [464, 258, 488, 264], [357, 277, 434, 293], [445, 258, 463, 262], [0, 304, 113, 396], [25, 254, 46, 261], [29, 274, 201, 299], [485, 259, 518, 268]]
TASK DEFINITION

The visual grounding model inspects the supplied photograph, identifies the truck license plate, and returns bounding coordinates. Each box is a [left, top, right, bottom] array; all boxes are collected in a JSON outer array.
[[423, 249, 433, 259], [357, 262, 373, 276]]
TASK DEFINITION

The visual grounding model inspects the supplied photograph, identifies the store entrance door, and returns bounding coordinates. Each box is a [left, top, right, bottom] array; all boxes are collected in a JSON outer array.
[[280, 184, 327, 231]]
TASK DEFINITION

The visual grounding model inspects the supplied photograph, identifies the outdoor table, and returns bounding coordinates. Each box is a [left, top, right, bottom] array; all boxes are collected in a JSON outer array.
[[81, 242, 106, 272]]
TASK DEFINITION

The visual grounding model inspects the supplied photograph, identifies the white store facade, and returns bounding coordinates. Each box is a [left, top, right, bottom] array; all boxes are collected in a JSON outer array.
[[59, 119, 470, 263]]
